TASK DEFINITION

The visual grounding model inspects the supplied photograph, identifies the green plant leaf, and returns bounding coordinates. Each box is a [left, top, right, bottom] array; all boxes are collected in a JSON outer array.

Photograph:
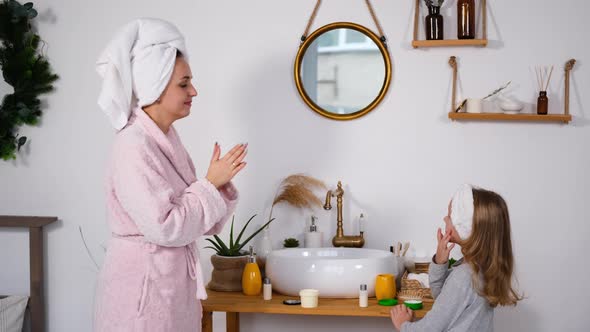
[[213, 234, 229, 253], [0, 0, 59, 161], [448, 258, 457, 268], [205, 238, 222, 252], [236, 218, 275, 252], [229, 215, 235, 249], [206, 214, 276, 256], [234, 214, 257, 246]]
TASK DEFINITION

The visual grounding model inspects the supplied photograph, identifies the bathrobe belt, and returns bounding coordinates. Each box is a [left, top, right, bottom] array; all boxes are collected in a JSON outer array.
[[111, 233, 202, 284]]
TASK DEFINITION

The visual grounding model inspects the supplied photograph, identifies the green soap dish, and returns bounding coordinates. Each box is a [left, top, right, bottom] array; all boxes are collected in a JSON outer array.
[[378, 298, 398, 306], [404, 300, 423, 310]]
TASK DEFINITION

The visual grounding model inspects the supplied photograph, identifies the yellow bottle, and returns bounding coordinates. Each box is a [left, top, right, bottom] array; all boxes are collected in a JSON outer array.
[[242, 246, 262, 296]]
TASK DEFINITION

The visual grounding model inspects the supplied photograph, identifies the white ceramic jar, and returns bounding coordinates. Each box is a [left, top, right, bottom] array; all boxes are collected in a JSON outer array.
[[299, 289, 319, 308]]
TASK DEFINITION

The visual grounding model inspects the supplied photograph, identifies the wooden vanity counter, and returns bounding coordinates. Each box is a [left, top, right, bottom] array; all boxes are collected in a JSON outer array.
[[202, 289, 432, 332]]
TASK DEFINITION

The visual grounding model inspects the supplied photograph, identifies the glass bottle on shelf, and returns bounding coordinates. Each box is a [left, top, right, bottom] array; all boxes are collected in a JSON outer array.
[[457, 0, 475, 39], [425, 5, 444, 40], [537, 91, 548, 115]]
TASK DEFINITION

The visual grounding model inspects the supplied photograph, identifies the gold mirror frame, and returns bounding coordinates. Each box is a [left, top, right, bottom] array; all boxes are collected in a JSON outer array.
[[294, 22, 392, 121]]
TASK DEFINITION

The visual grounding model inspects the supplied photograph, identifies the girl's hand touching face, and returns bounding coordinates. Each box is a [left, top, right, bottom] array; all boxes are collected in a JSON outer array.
[[444, 200, 462, 244], [434, 200, 457, 265], [435, 224, 455, 265]]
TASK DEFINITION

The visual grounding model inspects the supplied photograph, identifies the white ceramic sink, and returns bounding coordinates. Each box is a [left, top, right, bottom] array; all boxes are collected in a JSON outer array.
[[265, 248, 401, 298]]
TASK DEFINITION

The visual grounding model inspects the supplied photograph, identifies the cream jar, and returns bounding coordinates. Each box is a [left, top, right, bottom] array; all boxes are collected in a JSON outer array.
[[299, 289, 319, 308]]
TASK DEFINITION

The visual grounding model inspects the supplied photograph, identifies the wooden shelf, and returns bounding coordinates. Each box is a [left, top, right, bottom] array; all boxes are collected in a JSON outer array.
[[0, 216, 57, 228], [448, 112, 572, 123], [203, 289, 431, 318], [0, 215, 57, 332], [412, 0, 487, 49], [412, 39, 488, 48], [448, 57, 576, 124], [202, 289, 433, 332]]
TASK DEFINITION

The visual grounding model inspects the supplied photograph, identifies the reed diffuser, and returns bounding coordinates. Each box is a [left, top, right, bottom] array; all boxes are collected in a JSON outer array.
[[536, 66, 554, 115]]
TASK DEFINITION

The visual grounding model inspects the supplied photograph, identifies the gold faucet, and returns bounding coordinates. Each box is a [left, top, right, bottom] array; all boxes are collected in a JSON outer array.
[[324, 181, 365, 248]]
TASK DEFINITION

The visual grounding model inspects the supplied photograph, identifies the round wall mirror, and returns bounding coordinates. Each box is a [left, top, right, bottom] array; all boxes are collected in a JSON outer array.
[[294, 22, 392, 120]]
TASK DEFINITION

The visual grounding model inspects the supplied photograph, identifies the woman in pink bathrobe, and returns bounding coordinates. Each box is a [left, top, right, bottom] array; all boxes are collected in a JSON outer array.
[[93, 18, 246, 331]]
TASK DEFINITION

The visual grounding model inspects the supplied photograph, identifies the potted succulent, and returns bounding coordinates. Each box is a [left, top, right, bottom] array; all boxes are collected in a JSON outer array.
[[205, 214, 274, 292], [283, 237, 300, 248]]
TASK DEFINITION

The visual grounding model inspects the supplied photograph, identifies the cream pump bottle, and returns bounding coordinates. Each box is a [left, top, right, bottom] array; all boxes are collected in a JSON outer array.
[[359, 284, 368, 307], [304, 215, 323, 248]]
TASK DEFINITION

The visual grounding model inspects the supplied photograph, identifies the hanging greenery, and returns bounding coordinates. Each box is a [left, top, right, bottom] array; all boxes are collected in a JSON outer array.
[[0, 0, 58, 160]]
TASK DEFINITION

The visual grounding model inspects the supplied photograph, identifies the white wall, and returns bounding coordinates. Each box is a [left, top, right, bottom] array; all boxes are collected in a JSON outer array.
[[1, 0, 589, 331]]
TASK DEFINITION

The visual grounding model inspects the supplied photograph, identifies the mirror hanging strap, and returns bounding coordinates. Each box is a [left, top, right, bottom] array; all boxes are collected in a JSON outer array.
[[300, 0, 388, 47], [301, 0, 323, 43], [364, 0, 387, 46]]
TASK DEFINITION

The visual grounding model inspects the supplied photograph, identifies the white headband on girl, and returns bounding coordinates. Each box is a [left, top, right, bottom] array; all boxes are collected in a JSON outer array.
[[96, 18, 188, 130], [450, 184, 474, 240]]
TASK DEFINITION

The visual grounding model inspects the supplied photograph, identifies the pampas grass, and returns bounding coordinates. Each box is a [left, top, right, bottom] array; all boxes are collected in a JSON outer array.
[[268, 174, 326, 222]]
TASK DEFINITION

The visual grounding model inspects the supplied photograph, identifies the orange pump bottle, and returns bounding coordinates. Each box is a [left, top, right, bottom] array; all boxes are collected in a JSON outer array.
[[242, 247, 262, 296]]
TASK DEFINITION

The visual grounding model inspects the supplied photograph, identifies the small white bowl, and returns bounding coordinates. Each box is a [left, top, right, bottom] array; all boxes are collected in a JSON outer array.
[[498, 99, 524, 114]]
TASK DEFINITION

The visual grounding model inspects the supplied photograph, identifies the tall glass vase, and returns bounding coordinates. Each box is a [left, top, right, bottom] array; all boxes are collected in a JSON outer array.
[[425, 5, 444, 40], [256, 227, 273, 275]]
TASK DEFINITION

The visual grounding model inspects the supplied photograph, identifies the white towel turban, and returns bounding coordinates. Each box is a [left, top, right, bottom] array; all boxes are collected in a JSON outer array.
[[96, 18, 188, 130], [450, 184, 474, 240]]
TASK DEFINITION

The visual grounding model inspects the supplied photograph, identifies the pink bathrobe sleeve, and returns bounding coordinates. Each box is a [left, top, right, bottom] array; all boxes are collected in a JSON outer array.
[[111, 138, 237, 247]]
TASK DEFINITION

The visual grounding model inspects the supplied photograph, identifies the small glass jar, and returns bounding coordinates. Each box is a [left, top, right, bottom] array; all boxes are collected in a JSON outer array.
[[537, 91, 548, 115], [425, 5, 444, 40]]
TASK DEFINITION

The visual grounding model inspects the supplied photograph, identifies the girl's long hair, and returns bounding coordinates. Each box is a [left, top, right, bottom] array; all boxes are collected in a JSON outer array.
[[461, 188, 523, 307]]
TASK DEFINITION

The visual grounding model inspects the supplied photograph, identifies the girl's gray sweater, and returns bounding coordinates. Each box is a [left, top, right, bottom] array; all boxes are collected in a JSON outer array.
[[401, 260, 493, 332]]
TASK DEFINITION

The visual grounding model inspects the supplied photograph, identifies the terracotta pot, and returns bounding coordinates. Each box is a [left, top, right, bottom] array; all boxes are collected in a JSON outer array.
[[207, 254, 248, 292]]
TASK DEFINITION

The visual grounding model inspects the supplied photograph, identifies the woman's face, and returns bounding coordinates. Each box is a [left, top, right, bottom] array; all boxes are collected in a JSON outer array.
[[158, 56, 198, 121]]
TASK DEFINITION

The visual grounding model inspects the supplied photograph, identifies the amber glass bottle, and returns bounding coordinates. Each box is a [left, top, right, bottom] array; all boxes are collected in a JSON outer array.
[[425, 5, 444, 40], [537, 91, 548, 115], [457, 0, 475, 39]]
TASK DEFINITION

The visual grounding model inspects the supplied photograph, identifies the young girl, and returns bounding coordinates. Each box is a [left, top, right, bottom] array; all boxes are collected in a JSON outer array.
[[390, 184, 522, 331]]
